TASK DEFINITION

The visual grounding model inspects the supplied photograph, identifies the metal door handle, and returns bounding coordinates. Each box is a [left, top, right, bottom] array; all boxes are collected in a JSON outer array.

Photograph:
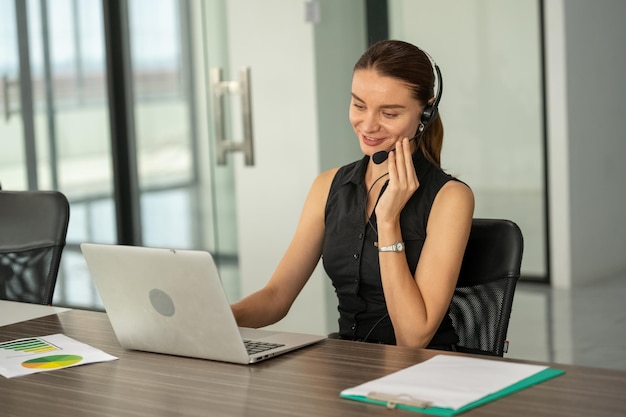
[[210, 67, 254, 166], [2, 75, 20, 122]]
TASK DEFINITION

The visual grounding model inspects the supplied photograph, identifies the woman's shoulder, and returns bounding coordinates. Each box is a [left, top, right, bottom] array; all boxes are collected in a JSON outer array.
[[314, 157, 363, 189], [308, 167, 340, 200], [318, 166, 340, 188], [441, 179, 473, 199], [311, 156, 367, 199], [432, 179, 475, 217]]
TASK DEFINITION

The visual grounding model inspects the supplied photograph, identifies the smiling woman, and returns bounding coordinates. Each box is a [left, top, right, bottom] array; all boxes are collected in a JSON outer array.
[[231, 39, 474, 351]]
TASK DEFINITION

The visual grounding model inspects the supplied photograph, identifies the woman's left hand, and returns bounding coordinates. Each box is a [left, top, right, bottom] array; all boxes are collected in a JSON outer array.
[[375, 137, 419, 224]]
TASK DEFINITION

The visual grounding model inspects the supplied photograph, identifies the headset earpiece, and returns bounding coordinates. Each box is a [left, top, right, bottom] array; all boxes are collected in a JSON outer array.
[[420, 102, 437, 126], [419, 58, 443, 128]]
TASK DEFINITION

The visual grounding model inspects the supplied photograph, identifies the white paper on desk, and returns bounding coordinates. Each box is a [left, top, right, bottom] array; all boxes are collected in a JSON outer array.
[[0, 333, 118, 378], [341, 355, 548, 410], [0, 299, 71, 326]]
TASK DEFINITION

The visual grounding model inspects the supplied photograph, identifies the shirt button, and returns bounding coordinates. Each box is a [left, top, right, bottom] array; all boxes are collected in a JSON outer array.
[[353, 253, 359, 260], [358, 233, 364, 240]]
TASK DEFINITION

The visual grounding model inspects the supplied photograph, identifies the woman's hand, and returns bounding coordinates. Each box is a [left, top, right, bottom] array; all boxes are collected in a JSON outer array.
[[374, 137, 419, 225]]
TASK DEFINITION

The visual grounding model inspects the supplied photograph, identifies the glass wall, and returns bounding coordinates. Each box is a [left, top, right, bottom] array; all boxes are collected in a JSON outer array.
[[0, 0, 115, 307], [1, 0, 237, 309], [388, 0, 547, 280], [128, 0, 199, 249], [1, 0, 28, 190]]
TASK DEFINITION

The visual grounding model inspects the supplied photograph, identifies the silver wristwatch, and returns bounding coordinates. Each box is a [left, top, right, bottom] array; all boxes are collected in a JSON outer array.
[[378, 241, 405, 253]]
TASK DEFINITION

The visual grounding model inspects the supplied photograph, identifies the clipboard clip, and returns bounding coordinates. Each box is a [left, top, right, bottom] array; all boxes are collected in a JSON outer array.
[[367, 391, 433, 409]]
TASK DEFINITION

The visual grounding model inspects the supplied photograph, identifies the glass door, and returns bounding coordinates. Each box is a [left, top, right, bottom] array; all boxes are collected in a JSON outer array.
[[126, 0, 240, 299]]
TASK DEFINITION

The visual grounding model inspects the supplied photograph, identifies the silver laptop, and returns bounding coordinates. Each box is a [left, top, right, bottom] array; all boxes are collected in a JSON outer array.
[[80, 243, 326, 364]]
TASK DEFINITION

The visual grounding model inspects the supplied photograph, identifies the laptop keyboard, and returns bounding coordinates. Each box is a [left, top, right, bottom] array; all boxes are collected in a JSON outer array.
[[244, 340, 285, 355]]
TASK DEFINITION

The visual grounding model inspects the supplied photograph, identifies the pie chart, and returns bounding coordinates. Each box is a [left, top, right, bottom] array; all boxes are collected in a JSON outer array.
[[21, 354, 83, 369]]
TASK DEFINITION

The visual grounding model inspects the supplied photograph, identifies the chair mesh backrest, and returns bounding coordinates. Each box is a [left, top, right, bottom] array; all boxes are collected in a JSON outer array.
[[0, 191, 70, 305], [449, 219, 523, 357], [0, 246, 59, 304]]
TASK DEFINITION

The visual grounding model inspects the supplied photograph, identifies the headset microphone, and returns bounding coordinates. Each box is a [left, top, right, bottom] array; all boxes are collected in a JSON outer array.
[[372, 135, 418, 165], [371, 151, 389, 165]]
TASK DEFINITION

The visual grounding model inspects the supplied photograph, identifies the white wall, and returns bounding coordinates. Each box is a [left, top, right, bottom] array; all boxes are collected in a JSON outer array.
[[548, 0, 626, 287]]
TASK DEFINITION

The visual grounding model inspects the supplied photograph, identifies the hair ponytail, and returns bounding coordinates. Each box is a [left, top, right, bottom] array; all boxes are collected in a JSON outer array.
[[420, 115, 443, 167]]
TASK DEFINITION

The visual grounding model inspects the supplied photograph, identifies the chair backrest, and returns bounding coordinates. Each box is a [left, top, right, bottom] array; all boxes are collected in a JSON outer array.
[[449, 218, 523, 357], [0, 190, 70, 305]]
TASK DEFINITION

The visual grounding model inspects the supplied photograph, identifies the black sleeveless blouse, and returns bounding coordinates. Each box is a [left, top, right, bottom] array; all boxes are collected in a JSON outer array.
[[322, 149, 460, 347]]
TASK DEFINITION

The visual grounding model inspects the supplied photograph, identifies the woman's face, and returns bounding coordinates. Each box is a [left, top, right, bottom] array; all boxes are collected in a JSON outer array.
[[349, 69, 423, 158]]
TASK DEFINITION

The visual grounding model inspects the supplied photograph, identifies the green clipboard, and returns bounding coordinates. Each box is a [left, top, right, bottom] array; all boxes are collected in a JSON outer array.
[[340, 367, 565, 416]]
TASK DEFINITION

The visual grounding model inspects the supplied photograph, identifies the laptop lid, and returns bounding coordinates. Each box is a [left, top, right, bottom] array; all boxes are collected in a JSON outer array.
[[80, 243, 325, 364]]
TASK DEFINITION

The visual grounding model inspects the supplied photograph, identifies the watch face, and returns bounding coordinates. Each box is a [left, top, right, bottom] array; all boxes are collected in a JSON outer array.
[[395, 242, 404, 252]]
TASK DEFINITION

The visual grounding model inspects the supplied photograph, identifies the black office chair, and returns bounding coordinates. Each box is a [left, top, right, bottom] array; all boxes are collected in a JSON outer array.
[[0, 190, 70, 305], [449, 218, 523, 357]]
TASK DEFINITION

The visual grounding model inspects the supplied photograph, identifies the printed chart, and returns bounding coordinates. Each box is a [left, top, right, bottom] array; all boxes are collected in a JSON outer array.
[[0, 334, 117, 378], [22, 355, 83, 369], [0, 337, 61, 355]]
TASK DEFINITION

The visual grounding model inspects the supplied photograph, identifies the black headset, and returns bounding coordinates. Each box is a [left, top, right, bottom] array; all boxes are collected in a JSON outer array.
[[418, 52, 443, 131]]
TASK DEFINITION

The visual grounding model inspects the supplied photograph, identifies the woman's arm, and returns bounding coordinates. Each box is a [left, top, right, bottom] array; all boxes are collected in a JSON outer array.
[[231, 168, 337, 328], [375, 139, 474, 347]]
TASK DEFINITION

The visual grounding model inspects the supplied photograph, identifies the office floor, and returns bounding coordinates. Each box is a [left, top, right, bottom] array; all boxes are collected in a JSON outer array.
[[506, 274, 626, 371]]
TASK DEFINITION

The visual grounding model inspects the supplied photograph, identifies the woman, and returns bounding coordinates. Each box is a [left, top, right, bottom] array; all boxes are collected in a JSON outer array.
[[231, 40, 474, 350]]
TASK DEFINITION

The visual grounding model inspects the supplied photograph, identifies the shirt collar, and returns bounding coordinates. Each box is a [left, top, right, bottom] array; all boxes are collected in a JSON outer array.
[[340, 155, 369, 186]]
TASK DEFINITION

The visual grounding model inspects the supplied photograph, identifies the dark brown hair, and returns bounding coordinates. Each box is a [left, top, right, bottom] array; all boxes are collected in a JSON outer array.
[[354, 40, 443, 167]]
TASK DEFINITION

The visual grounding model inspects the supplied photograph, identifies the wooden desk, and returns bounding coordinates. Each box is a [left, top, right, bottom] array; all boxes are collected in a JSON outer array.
[[1, 309, 625, 417]]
